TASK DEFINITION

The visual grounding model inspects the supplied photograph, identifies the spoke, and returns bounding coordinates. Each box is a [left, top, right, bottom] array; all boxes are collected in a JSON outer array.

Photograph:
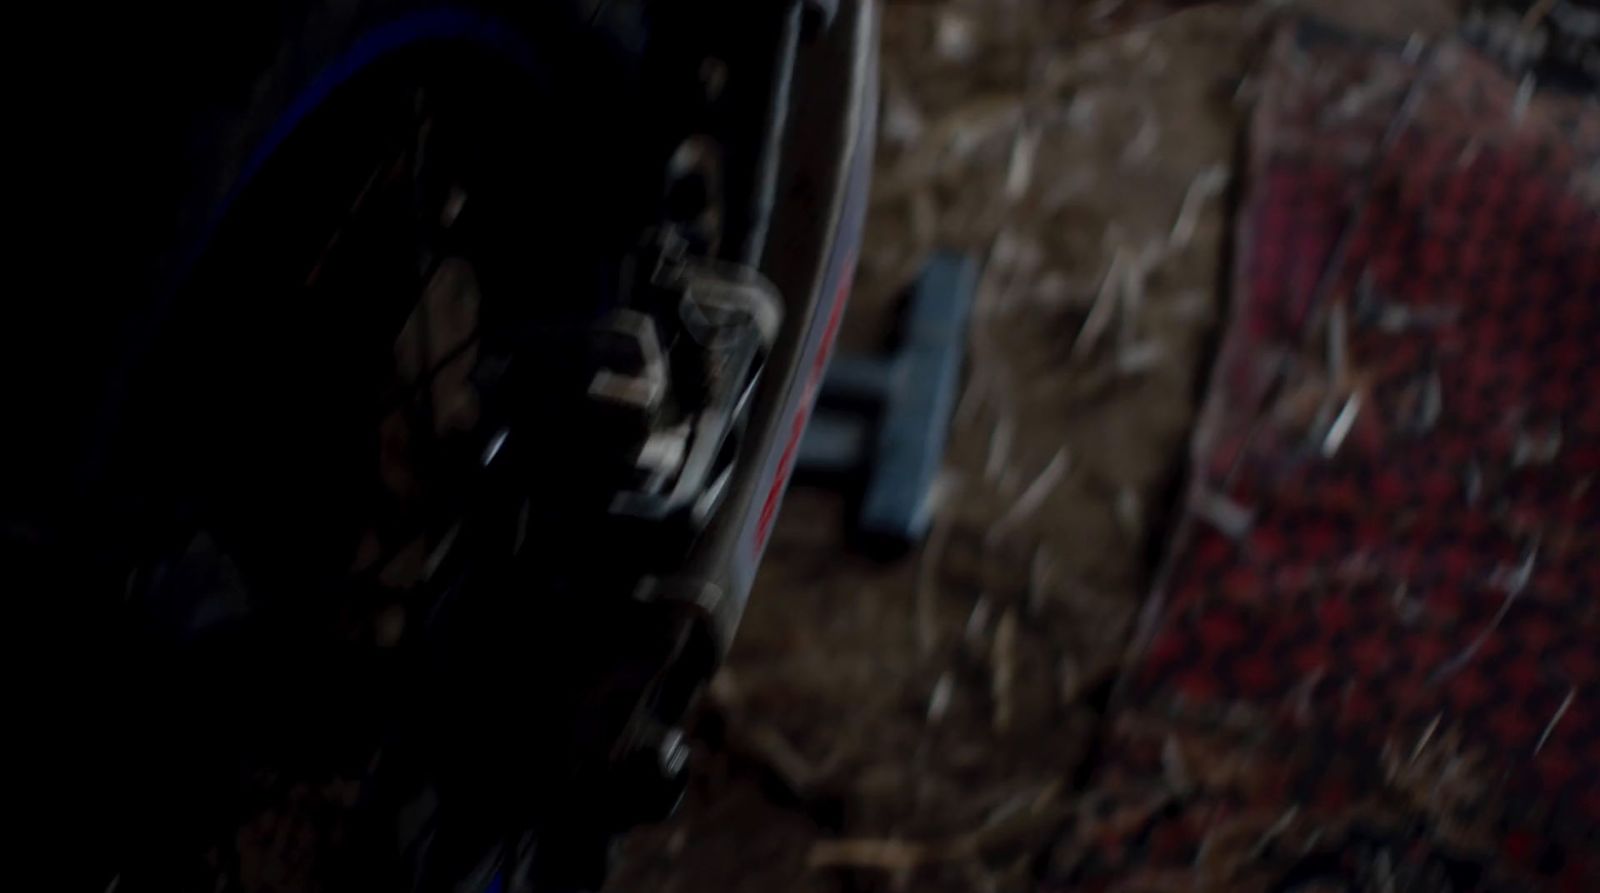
[[303, 149, 410, 288]]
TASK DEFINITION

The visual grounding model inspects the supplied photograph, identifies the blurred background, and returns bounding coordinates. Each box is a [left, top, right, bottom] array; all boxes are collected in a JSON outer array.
[[606, 1, 1599, 891]]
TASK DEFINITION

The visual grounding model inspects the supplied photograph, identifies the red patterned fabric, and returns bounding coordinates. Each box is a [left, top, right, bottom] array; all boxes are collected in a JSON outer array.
[[1059, 23, 1600, 893]]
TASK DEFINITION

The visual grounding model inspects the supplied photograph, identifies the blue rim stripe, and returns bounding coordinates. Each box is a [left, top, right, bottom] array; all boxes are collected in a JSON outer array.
[[175, 7, 539, 292]]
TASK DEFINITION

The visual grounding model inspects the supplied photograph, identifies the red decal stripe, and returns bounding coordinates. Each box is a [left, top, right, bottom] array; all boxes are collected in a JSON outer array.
[[754, 259, 854, 552]]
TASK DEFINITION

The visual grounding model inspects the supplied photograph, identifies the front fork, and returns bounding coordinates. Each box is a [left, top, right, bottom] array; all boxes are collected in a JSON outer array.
[[439, 2, 877, 888]]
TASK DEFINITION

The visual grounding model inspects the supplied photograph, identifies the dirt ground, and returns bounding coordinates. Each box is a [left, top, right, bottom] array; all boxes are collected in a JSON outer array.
[[606, 2, 1461, 891]]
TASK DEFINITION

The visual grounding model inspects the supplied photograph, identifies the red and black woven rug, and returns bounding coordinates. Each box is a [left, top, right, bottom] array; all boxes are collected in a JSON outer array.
[[1055, 21, 1600, 892]]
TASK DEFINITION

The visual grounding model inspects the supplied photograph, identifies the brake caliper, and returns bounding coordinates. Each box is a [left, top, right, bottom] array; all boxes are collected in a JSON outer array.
[[587, 229, 781, 535]]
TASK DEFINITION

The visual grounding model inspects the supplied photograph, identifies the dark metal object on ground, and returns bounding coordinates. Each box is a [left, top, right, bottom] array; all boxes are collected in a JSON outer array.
[[796, 252, 978, 547]]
